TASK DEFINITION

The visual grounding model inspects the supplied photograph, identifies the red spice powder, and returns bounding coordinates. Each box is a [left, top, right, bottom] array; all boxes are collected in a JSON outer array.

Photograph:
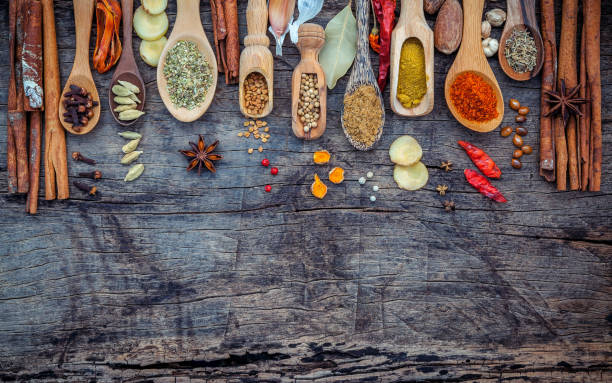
[[450, 72, 499, 122]]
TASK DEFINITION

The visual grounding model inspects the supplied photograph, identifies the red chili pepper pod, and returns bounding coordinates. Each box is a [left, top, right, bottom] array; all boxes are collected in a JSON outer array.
[[464, 169, 507, 203], [458, 141, 501, 179], [371, 0, 396, 91]]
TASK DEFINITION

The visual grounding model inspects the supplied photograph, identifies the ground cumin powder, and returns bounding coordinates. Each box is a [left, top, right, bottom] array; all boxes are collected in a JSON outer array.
[[343, 85, 383, 147]]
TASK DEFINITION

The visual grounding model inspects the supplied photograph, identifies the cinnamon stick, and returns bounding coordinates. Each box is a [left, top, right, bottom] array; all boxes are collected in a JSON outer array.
[[222, 0, 239, 84], [7, 0, 19, 193], [41, 0, 69, 200], [14, 0, 29, 193], [26, 111, 42, 214], [585, 0, 601, 191], [579, 26, 589, 190], [22, 0, 44, 111], [539, 0, 556, 182]]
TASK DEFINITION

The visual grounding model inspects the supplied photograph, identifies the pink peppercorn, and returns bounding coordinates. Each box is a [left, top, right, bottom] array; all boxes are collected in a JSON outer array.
[[270, 167, 278, 175], [261, 158, 270, 167], [264, 185, 272, 192]]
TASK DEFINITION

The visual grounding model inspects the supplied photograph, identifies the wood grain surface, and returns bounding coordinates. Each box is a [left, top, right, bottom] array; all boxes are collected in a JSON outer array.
[[0, 1, 611, 381]]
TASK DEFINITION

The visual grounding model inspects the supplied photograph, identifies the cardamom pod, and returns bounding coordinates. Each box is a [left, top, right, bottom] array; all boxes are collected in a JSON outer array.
[[112, 84, 134, 97], [114, 104, 137, 112], [118, 131, 142, 139], [114, 96, 136, 105], [121, 150, 143, 164], [128, 93, 141, 104], [118, 80, 140, 94], [122, 138, 141, 153], [124, 164, 144, 182], [119, 109, 145, 121]]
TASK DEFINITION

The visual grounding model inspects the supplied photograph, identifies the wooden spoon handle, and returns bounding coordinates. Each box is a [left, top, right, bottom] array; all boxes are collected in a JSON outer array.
[[508, 0, 538, 29], [245, 0, 269, 47], [73, 0, 95, 70], [459, 0, 485, 56], [121, 0, 134, 54], [355, 0, 370, 65], [399, 0, 425, 21], [173, 0, 204, 36]]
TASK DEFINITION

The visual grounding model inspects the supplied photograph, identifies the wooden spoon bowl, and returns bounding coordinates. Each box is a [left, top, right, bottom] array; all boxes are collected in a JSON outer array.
[[156, 0, 218, 122], [444, 0, 503, 132], [108, 0, 146, 127], [59, 0, 100, 135], [341, 0, 385, 151], [389, 0, 434, 116], [498, 0, 544, 81]]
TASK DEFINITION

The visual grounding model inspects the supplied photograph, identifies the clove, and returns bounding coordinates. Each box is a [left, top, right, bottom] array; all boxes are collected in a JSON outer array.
[[73, 181, 97, 196], [72, 151, 96, 165], [78, 170, 102, 179], [63, 84, 98, 128]]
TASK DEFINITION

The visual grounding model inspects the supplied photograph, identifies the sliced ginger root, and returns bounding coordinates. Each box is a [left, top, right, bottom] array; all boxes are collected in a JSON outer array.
[[311, 174, 327, 199], [313, 150, 331, 165], [140, 36, 167, 67], [328, 167, 345, 184]]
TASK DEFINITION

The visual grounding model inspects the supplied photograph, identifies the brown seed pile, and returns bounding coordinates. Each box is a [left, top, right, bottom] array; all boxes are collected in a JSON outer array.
[[343, 85, 382, 147], [238, 119, 271, 153], [297, 73, 320, 133], [243, 72, 269, 115]]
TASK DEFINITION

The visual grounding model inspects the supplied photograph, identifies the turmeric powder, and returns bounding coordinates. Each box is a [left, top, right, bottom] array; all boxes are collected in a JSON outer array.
[[396, 38, 427, 108], [311, 174, 327, 199]]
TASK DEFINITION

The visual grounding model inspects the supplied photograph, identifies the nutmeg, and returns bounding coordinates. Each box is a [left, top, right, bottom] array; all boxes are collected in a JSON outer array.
[[485, 8, 506, 27]]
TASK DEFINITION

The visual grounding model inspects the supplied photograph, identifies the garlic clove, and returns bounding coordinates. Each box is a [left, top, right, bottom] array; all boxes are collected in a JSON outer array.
[[481, 20, 491, 39], [482, 37, 499, 58]]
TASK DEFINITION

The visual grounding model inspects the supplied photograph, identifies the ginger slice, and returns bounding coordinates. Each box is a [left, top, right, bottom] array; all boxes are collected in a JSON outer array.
[[311, 174, 327, 199], [328, 167, 345, 184], [313, 150, 331, 165]]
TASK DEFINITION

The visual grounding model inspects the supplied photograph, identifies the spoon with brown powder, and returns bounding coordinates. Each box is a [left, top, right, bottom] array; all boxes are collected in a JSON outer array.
[[340, 0, 385, 151]]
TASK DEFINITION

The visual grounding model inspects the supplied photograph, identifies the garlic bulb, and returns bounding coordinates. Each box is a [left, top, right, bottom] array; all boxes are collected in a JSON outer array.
[[482, 37, 499, 57], [481, 20, 491, 39], [485, 9, 506, 27]]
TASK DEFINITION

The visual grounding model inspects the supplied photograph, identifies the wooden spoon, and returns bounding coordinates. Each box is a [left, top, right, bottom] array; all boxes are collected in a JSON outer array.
[[156, 0, 218, 122], [58, 0, 100, 135], [498, 0, 544, 81], [444, 0, 503, 133], [239, 0, 274, 119], [389, 0, 434, 116], [108, 0, 146, 126], [341, 0, 385, 151], [291, 23, 326, 140]]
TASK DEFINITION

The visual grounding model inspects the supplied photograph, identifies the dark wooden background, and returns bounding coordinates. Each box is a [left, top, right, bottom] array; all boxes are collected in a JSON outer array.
[[1, 0, 610, 381]]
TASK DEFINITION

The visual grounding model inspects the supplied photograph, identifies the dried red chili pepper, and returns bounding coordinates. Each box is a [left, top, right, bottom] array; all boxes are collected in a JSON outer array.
[[371, 0, 395, 91], [369, 30, 381, 53], [458, 141, 501, 179], [464, 169, 507, 203], [93, 0, 121, 74]]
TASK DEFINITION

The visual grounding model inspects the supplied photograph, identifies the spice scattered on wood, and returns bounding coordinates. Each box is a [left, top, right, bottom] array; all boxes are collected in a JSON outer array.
[[62, 85, 99, 130], [504, 28, 537, 73], [313, 150, 331, 165], [264, 184, 272, 192], [163, 41, 213, 110], [271, 167, 278, 175], [370, 195, 376, 202], [512, 134, 524, 148], [122, 138, 141, 154], [311, 173, 327, 199], [179, 135, 222, 174], [450, 72, 498, 122], [328, 167, 345, 184], [297, 73, 321, 133], [440, 161, 453, 172], [436, 184, 448, 196], [72, 151, 96, 165], [359, 177, 366, 185], [121, 150, 143, 165], [396, 38, 427, 108], [511, 158, 522, 169], [516, 126, 528, 136], [458, 141, 501, 179], [500, 126, 513, 137], [124, 163, 144, 182], [79, 170, 102, 179], [73, 181, 97, 196], [243, 72, 269, 115], [443, 200, 455, 211], [209, 0, 239, 84], [464, 169, 507, 203], [239, 119, 272, 145], [343, 85, 383, 148], [93, 0, 122, 73], [118, 131, 142, 140]]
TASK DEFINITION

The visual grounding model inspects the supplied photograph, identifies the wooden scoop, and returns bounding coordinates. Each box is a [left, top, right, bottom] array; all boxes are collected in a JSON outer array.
[[389, 0, 434, 116], [58, 0, 100, 135], [109, 0, 146, 126], [239, 0, 274, 119], [291, 23, 326, 140], [498, 0, 544, 81], [444, 0, 503, 133], [156, 0, 218, 122], [341, 0, 385, 151]]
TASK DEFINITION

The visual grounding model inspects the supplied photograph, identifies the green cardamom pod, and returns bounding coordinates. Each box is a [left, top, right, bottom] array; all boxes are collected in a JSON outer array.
[[124, 164, 144, 182], [114, 104, 137, 112], [122, 138, 141, 153], [119, 109, 145, 121], [128, 93, 141, 104], [118, 131, 142, 140], [112, 84, 134, 97], [118, 80, 140, 94], [120, 150, 143, 164], [114, 96, 136, 105]]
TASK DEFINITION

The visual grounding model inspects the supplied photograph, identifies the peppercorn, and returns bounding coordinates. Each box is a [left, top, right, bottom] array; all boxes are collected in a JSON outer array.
[[516, 126, 528, 136], [511, 158, 522, 169], [261, 158, 270, 167], [513, 149, 523, 158], [509, 99, 520, 110], [515, 115, 526, 123], [264, 185, 272, 192], [271, 167, 278, 175], [521, 145, 533, 154], [518, 106, 529, 115], [500, 126, 513, 137], [512, 134, 524, 147]]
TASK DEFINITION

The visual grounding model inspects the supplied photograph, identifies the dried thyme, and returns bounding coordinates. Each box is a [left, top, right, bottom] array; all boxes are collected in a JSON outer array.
[[504, 28, 537, 73], [163, 41, 213, 110]]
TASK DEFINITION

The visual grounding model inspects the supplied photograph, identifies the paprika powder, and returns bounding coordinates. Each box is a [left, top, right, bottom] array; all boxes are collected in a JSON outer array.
[[450, 72, 498, 122]]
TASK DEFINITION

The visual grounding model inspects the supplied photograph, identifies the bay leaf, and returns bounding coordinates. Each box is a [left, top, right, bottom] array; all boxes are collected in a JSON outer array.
[[319, 3, 357, 89]]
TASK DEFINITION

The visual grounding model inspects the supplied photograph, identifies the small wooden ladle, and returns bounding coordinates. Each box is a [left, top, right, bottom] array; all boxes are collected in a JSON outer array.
[[389, 0, 434, 116], [444, 0, 503, 133], [291, 23, 326, 140], [239, 0, 274, 119], [341, 0, 385, 151], [156, 0, 218, 122], [58, 0, 100, 135], [498, 0, 544, 81], [108, 0, 146, 126]]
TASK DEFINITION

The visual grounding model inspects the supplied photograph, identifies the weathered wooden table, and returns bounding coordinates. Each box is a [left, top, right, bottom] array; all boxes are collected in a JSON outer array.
[[1, 1, 610, 381]]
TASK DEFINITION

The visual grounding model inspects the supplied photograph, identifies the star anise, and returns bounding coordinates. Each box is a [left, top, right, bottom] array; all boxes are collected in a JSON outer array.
[[179, 135, 222, 174], [440, 161, 453, 172], [443, 200, 456, 212], [543, 79, 589, 127]]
